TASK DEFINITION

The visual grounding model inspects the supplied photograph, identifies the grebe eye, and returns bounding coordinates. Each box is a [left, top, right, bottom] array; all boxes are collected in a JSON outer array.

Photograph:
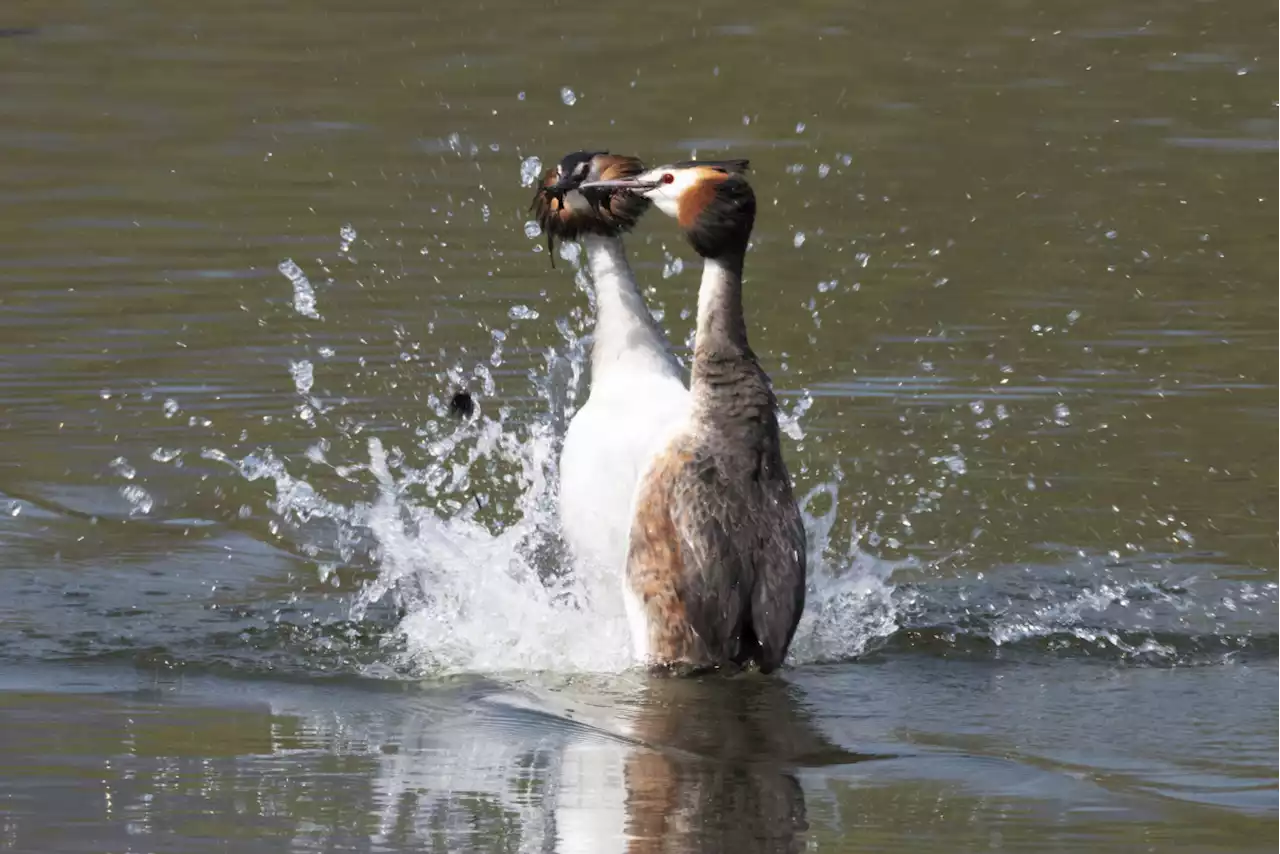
[[661, 173, 675, 184]]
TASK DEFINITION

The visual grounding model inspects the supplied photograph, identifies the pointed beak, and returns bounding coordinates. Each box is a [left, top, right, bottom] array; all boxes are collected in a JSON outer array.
[[576, 177, 661, 193]]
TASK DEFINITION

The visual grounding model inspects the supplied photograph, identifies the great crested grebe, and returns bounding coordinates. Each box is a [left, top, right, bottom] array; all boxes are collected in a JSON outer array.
[[579, 161, 806, 674], [531, 152, 691, 608]]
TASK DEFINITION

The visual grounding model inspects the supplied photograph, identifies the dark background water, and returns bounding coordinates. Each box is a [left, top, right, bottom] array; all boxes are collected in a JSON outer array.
[[0, 1, 1275, 851]]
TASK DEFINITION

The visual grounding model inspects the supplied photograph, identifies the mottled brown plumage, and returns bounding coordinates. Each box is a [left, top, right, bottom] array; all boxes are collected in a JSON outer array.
[[626, 441, 707, 668]]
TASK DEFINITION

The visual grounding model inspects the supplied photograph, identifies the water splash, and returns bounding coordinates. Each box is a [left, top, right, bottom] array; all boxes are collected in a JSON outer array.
[[339, 223, 357, 254], [289, 360, 315, 395], [279, 258, 320, 319], [120, 484, 154, 516], [519, 156, 543, 188], [228, 415, 901, 675], [193, 250, 901, 677]]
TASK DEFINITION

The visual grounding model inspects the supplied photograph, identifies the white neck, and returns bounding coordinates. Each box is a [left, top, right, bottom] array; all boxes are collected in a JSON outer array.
[[581, 234, 683, 384]]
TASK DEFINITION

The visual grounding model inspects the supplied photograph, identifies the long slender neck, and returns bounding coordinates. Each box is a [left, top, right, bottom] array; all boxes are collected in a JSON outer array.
[[581, 234, 682, 384], [691, 246, 776, 430], [693, 249, 751, 362]]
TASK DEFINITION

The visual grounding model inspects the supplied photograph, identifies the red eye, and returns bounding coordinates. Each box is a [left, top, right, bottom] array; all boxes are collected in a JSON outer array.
[[661, 173, 675, 184]]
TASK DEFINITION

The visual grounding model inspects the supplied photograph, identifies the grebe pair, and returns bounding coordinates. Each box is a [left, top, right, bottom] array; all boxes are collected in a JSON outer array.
[[533, 153, 805, 674]]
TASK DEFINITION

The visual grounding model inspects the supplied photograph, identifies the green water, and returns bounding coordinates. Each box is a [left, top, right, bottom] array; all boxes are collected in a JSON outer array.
[[0, 0, 1275, 851]]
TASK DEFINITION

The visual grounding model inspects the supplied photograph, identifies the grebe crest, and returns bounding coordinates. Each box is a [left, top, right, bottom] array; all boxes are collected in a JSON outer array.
[[529, 151, 651, 265]]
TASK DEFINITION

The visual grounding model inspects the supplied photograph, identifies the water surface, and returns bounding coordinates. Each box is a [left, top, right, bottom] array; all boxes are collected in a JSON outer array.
[[0, 0, 1275, 851]]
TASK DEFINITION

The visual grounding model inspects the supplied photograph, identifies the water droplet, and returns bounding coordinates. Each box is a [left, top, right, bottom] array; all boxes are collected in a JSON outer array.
[[290, 360, 314, 396], [779, 391, 813, 441], [560, 87, 577, 106], [524, 220, 543, 239], [109, 456, 136, 480], [558, 241, 582, 267], [817, 163, 830, 178], [519, 156, 543, 188], [1053, 402, 1071, 425], [1067, 309, 1081, 324], [338, 224, 357, 253], [120, 485, 153, 516], [517, 91, 526, 101], [662, 255, 684, 279], [318, 346, 335, 359], [151, 447, 181, 463], [278, 258, 319, 319], [508, 305, 540, 321], [817, 279, 838, 293], [795, 121, 807, 133], [162, 398, 180, 418], [793, 232, 806, 248]]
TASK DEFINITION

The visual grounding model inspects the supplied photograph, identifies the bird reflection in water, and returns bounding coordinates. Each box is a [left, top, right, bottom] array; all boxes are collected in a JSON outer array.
[[598, 675, 880, 854]]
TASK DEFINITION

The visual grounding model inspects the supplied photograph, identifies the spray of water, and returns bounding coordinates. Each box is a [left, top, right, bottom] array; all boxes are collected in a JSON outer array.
[[195, 237, 904, 678]]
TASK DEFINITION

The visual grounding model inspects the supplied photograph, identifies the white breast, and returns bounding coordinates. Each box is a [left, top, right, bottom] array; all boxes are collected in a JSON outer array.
[[559, 374, 689, 596], [556, 235, 690, 664]]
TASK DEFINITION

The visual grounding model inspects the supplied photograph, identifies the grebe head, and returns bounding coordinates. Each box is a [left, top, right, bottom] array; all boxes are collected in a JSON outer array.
[[579, 160, 753, 258], [530, 151, 651, 261]]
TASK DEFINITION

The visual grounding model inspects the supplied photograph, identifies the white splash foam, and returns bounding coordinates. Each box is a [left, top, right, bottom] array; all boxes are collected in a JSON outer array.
[[787, 480, 905, 663], [338, 432, 892, 675], [200, 284, 899, 676], [332, 425, 899, 675]]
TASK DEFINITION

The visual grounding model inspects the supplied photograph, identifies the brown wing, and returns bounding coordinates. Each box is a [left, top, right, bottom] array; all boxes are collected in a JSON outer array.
[[747, 474, 807, 673], [626, 438, 753, 670]]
